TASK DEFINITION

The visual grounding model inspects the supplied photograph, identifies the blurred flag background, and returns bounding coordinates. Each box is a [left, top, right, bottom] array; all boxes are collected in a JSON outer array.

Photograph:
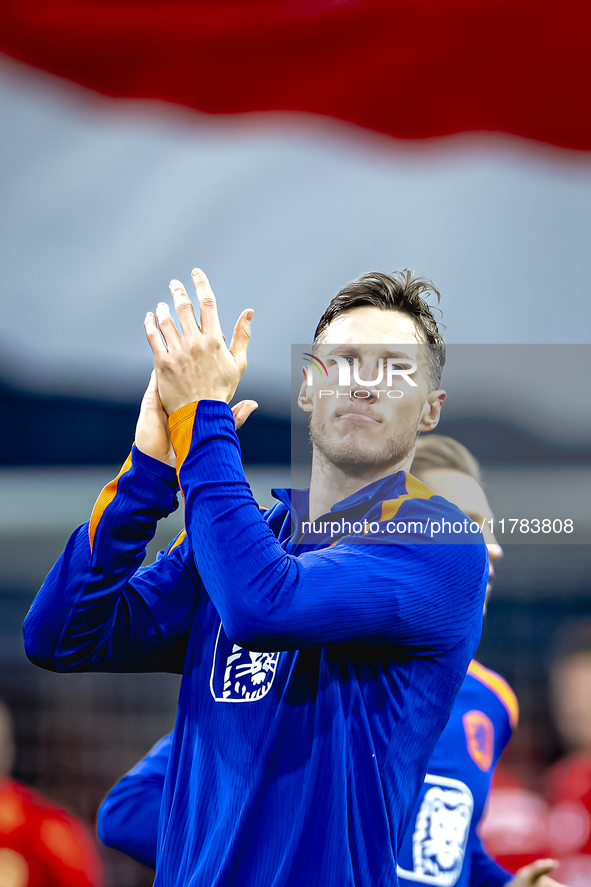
[[0, 2, 590, 884]]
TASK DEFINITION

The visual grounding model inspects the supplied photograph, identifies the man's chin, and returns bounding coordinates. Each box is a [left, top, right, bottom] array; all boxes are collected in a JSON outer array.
[[310, 419, 417, 475], [313, 440, 404, 473]]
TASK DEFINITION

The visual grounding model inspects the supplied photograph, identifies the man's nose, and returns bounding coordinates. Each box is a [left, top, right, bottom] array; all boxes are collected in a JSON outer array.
[[348, 385, 379, 403], [355, 359, 383, 385]]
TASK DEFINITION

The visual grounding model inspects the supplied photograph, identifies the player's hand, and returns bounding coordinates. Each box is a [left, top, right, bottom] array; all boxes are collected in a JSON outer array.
[[232, 400, 259, 429], [507, 858, 566, 887], [135, 370, 176, 467], [135, 373, 258, 466], [144, 268, 254, 415]]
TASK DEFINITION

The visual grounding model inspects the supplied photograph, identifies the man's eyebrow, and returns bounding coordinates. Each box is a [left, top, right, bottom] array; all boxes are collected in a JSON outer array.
[[380, 348, 413, 360], [318, 345, 362, 357], [318, 346, 415, 358]]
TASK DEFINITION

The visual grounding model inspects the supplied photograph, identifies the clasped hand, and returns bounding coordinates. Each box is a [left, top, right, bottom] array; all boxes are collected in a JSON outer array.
[[135, 269, 256, 466], [146, 268, 253, 413]]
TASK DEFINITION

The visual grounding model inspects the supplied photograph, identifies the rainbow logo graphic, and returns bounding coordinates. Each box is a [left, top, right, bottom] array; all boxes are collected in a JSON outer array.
[[302, 352, 328, 382]]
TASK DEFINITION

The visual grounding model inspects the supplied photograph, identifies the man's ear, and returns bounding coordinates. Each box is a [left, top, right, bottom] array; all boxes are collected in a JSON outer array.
[[297, 377, 314, 414], [418, 389, 446, 433]]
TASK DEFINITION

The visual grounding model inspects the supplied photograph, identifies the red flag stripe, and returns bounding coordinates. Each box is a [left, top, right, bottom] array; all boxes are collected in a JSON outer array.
[[0, 0, 590, 150]]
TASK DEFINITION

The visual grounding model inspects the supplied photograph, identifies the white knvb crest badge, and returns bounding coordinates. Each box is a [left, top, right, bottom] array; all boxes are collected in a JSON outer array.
[[397, 775, 474, 885], [210, 623, 280, 703]]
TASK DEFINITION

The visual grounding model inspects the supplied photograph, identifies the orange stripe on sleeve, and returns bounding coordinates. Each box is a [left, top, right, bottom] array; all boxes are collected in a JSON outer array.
[[88, 452, 133, 551], [167, 529, 187, 554], [468, 660, 519, 728], [168, 401, 199, 476], [379, 473, 435, 522]]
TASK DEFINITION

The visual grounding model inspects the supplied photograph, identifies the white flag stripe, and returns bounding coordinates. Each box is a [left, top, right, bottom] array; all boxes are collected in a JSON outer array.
[[1, 55, 590, 433]]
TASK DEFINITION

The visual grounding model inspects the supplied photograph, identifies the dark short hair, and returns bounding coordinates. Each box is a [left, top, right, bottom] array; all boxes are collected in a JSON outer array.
[[413, 435, 481, 482], [313, 270, 446, 388]]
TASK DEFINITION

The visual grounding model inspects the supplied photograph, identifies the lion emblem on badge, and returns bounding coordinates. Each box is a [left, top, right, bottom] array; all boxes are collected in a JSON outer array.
[[397, 775, 474, 886], [210, 623, 280, 702]]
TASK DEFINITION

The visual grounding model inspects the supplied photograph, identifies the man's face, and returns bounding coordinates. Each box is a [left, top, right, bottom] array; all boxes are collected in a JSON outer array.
[[412, 468, 503, 602], [298, 306, 445, 472]]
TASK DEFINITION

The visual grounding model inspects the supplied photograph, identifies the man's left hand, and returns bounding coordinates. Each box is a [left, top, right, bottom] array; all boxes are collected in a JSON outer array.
[[507, 858, 567, 887], [144, 268, 254, 415]]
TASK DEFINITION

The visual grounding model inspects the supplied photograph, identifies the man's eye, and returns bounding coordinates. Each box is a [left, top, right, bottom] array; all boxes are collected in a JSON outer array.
[[327, 355, 355, 366]]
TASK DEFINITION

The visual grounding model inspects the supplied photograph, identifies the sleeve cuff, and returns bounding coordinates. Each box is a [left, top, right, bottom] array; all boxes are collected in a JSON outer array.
[[131, 444, 179, 488], [169, 400, 234, 472], [168, 401, 199, 471]]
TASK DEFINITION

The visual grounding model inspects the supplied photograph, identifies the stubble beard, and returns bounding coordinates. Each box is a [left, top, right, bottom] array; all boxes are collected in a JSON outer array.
[[309, 414, 418, 475]]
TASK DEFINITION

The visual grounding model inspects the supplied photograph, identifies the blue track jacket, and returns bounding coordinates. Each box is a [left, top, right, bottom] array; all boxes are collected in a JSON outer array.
[[24, 400, 487, 887]]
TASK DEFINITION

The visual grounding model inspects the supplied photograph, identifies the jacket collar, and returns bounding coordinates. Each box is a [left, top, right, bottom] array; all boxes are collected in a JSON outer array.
[[271, 470, 409, 522]]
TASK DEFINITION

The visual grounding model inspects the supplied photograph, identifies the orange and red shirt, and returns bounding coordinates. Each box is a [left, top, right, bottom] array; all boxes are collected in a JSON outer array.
[[0, 778, 104, 887]]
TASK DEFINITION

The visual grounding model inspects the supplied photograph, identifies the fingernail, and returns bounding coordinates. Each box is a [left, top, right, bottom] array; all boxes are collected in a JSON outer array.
[[192, 268, 202, 277], [169, 279, 182, 289], [246, 309, 254, 320]]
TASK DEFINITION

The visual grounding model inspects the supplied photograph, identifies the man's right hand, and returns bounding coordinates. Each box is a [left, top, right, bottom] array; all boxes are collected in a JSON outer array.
[[507, 858, 567, 887], [231, 399, 260, 432], [135, 371, 258, 467]]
